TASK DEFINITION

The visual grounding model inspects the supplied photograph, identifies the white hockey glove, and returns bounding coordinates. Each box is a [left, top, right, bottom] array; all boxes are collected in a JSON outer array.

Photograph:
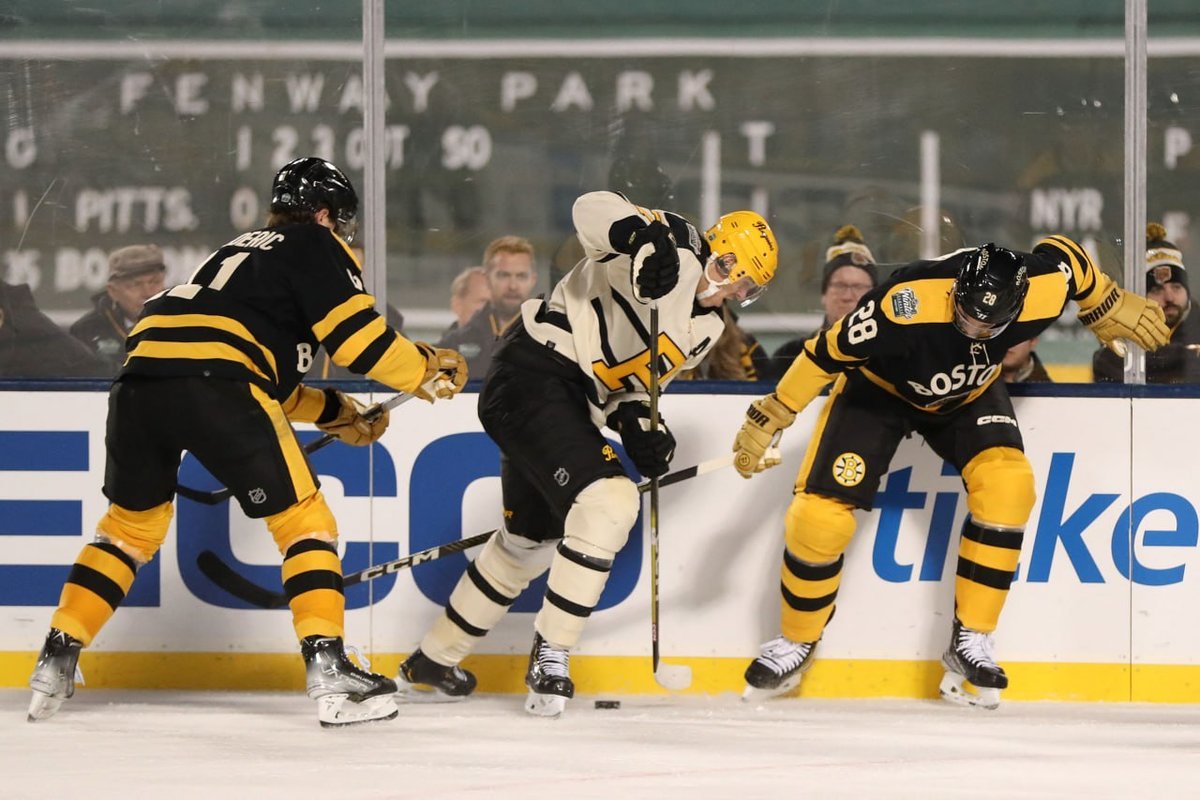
[[732, 394, 797, 478], [627, 221, 680, 303]]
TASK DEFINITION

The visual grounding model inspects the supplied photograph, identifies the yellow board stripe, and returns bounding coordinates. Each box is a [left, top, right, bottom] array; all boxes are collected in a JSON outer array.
[[0, 652, 1196, 702], [312, 294, 376, 342]]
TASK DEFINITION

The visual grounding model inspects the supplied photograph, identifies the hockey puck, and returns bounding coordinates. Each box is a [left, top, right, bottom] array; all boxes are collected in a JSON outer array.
[[594, 700, 621, 710]]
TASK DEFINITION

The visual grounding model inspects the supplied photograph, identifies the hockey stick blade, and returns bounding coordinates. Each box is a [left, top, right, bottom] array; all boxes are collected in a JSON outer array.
[[654, 662, 693, 691], [196, 455, 735, 608], [176, 391, 417, 505]]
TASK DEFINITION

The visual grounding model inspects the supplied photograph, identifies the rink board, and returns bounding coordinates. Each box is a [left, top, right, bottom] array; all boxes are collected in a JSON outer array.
[[1, 389, 1198, 702]]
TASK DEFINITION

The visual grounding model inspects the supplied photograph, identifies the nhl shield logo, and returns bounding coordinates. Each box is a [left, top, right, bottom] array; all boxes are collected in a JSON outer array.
[[891, 288, 918, 319], [248, 487, 267, 504], [553, 467, 570, 486]]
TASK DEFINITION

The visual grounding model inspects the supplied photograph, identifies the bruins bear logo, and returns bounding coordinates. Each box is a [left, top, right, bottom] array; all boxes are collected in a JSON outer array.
[[832, 453, 866, 487]]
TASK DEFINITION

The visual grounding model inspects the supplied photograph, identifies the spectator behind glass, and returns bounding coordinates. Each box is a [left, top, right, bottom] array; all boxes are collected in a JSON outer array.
[[1001, 337, 1052, 383], [70, 244, 166, 374], [764, 224, 878, 380], [442, 265, 489, 338], [1, 281, 107, 377], [1093, 222, 1200, 384], [436, 235, 536, 378]]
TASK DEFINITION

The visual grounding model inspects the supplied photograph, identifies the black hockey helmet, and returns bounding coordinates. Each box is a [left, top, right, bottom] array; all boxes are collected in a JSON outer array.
[[952, 243, 1028, 340], [270, 157, 358, 241]]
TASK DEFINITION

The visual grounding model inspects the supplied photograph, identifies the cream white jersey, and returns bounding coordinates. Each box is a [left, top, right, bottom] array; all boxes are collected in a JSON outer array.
[[520, 191, 726, 425]]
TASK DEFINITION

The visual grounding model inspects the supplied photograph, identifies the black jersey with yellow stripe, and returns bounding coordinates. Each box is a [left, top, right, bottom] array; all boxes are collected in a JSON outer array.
[[783, 236, 1099, 414], [122, 223, 426, 400]]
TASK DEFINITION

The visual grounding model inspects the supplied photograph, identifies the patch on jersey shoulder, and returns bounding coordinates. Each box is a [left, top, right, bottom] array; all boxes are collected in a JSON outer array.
[[890, 287, 919, 319], [685, 221, 702, 254]]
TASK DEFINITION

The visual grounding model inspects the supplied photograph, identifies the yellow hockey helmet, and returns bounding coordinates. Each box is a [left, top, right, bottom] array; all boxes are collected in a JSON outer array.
[[704, 211, 778, 306]]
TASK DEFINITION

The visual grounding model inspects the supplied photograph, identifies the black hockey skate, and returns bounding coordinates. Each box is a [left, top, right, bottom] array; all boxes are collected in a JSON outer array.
[[395, 648, 477, 702], [301, 636, 399, 728], [742, 635, 817, 702], [939, 618, 1007, 710], [524, 632, 574, 718], [28, 628, 84, 722]]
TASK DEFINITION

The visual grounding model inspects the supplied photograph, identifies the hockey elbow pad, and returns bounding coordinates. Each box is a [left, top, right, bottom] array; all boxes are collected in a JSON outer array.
[[732, 393, 797, 479]]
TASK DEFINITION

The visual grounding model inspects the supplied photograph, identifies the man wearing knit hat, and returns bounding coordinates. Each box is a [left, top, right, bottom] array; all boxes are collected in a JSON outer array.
[[69, 244, 167, 374], [1093, 223, 1200, 384], [764, 225, 878, 380]]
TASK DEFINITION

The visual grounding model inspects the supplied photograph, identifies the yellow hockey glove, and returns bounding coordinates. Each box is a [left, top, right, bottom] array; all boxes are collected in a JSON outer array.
[[1077, 284, 1170, 358], [315, 389, 390, 446], [413, 342, 468, 401], [732, 393, 797, 479]]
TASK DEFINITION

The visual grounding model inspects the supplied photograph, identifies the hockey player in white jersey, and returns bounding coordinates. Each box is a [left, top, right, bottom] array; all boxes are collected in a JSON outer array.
[[396, 190, 778, 716]]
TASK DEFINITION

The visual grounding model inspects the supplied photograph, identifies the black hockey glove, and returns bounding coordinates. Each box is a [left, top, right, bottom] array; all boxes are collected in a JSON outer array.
[[627, 221, 680, 303], [607, 401, 676, 479]]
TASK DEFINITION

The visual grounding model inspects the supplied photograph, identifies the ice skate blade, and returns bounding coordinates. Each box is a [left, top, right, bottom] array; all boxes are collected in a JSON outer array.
[[939, 671, 1001, 710], [394, 680, 468, 704], [27, 691, 64, 722], [741, 674, 801, 703], [524, 691, 568, 718], [316, 693, 399, 728]]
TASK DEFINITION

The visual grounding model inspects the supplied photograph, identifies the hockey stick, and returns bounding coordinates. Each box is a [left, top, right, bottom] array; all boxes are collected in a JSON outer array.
[[175, 391, 416, 505], [197, 454, 735, 609], [647, 304, 693, 691]]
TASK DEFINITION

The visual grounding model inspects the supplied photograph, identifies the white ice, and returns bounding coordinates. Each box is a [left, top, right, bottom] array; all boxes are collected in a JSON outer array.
[[2, 690, 1197, 799]]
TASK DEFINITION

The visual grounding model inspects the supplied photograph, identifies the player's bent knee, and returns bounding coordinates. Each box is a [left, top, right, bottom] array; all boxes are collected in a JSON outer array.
[[95, 501, 174, 564], [962, 447, 1036, 529], [563, 476, 640, 559], [474, 527, 556, 595], [266, 492, 339, 553], [785, 493, 857, 564]]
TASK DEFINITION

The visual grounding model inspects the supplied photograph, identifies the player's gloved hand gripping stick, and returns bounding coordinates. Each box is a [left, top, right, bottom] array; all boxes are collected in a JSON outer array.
[[174, 390, 417, 505]]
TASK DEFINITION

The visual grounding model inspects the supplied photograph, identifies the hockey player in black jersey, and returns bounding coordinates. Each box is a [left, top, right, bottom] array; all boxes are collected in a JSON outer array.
[[396, 191, 778, 716], [27, 157, 468, 728], [732, 237, 1171, 709]]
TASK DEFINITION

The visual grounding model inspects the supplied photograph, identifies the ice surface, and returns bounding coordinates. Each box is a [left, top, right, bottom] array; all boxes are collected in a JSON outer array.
[[2, 690, 1196, 799]]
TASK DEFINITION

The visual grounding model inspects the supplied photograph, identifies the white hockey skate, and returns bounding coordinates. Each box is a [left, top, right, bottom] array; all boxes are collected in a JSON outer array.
[[28, 628, 84, 722], [302, 636, 399, 728], [524, 633, 573, 718], [742, 635, 817, 702], [939, 618, 1007, 710], [395, 648, 477, 703]]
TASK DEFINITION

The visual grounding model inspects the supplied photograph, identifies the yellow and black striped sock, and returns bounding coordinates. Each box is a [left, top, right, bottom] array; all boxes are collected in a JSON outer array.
[[50, 542, 138, 646], [955, 519, 1024, 633], [780, 551, 843, 644], [282, 539, 345, 641]]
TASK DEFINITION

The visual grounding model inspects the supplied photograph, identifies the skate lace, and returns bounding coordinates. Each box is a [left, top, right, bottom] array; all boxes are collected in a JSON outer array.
[[537, 642, 570, 678], [758, 636, 812, 674], [342, 643, 376, 677], [955, 627, 999, 669]]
